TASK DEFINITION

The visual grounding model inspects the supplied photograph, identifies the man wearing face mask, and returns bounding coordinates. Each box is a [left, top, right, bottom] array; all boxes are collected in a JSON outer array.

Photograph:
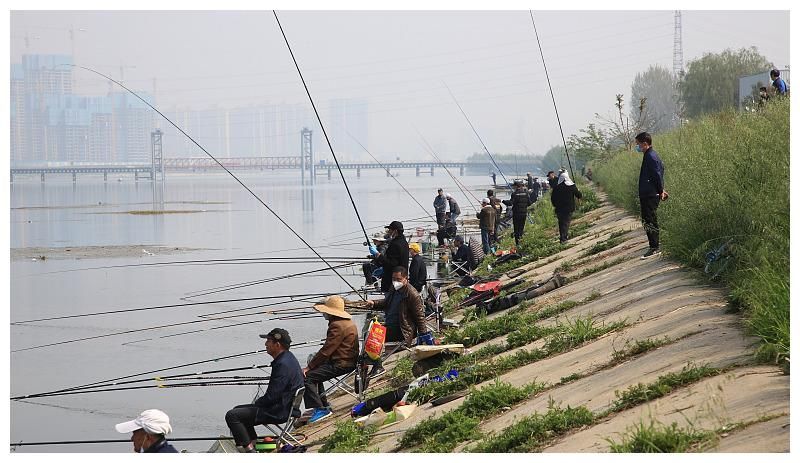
[[302, 296, 359, 424], [365, 266, 428, 346], [635, 132, 668, 259], [372, 221, 409, 293], [115, 409, 178, 453]]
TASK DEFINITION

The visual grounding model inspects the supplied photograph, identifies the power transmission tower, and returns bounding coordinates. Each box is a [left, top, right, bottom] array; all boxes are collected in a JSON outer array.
[[673, 11, 683, 77]]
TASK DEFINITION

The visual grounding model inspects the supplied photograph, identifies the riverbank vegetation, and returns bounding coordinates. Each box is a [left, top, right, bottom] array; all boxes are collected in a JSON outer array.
[[593, 98, 789, 369]]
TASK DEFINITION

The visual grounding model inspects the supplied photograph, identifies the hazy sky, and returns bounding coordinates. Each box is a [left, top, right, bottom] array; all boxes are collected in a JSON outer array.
[[7, 5, 791, 161]]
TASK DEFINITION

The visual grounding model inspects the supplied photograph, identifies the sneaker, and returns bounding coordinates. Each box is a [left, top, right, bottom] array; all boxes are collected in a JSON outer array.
[[641, 248, 662, 259], [309, 407, 333, 424], [368, 365, 386, 379]]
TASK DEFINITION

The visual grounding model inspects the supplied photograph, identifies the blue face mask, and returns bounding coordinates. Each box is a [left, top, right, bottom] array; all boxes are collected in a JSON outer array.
[[635, 145, 642, 153]]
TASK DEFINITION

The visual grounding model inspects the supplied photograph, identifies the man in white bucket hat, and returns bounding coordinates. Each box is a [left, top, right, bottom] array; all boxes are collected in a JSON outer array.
[[302, 295, 359, 424], [115, 409, 178, 453]]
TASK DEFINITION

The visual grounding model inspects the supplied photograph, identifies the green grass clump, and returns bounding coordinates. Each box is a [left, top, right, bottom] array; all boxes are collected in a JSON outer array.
[[401, 381, 543, 452], [607, 419, 717, 453], [319, 420, 377, 453], [593, 99, 789, 367], [543, 315, 627, 353], [582, 234, 626, 257], [608, 363, 720, 414], [442, 287, 471, 314], [577, 255, 628, 279], [610, 336, 673, 363], [470, 403, 595, 452], [388, 357, 415, 388]]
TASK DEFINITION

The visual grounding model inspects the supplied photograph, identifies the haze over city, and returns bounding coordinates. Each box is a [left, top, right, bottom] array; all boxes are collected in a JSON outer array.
[[7, 5, 791, 164]]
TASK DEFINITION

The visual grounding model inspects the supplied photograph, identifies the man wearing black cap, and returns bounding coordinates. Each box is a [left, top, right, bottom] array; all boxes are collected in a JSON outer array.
[[224, 328, 303, 453], [510, 180, 531, 246], [373, 221, 409, 293]]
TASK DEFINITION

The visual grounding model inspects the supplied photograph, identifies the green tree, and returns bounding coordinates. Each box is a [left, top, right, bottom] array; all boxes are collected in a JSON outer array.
[[680, 47, 773, 118], [539, 145, 566, 172], [630, 65, 679, 133], [567, 123, 612, 168]]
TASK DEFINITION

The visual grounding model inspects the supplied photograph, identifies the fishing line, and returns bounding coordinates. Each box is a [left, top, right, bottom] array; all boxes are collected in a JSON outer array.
[[11, 291, 340, 325], [443, 82, 513, 189], [338, 125, 436, 224], [529, 11, 576, 181], [182, 262, 359, 299], [321, 213, 434, 242], [413, 127, 482, 212], [273, 11, 371, 248], [65, 63, 361, 298]]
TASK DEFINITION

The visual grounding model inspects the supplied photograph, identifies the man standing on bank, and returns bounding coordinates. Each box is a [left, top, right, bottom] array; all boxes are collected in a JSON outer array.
[[635, 132, 668, 259], [550, 171, 582, 245]]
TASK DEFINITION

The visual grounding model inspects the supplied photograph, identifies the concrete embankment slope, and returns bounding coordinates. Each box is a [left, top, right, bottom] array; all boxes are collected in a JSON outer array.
[[305, 191, 789, 453]]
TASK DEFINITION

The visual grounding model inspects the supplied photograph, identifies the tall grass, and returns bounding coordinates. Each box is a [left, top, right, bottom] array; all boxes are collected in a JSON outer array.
[[593, 99, 789, 368]]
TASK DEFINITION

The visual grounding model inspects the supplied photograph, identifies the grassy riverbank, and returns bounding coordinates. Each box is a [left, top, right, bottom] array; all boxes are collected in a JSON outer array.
[[593, 98, 789, 368]]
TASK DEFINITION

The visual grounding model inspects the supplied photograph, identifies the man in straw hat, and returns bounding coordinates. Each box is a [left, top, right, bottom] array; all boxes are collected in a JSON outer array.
[[224, 328, 303, 452], [303, 296, 359, 424], [115, 409, 178, 453]]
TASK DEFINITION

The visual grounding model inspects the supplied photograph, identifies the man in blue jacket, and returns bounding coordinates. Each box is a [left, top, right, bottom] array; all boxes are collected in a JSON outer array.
[[225, 328, 304, 452], [635, 132, 669, 259]]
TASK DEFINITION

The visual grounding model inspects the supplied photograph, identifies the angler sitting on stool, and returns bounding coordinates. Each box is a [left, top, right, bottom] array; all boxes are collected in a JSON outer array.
[[224, 328, 303, 453], [365, 266, 429, 376], [302, 296, 359, 424]]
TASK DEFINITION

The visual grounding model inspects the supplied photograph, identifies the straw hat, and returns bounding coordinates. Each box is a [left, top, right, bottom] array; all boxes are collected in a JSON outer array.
[[313, 295, 351, 319]]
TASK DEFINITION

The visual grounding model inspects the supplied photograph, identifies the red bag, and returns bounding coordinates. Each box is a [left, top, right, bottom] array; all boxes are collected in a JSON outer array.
[[364, 320, 387, 360]]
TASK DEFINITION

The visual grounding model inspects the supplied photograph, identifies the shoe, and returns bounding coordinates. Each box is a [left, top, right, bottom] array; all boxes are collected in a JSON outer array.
[[309, 407, 333, 424], [369, 365, 386, 379], [641, 248, 662, 259]]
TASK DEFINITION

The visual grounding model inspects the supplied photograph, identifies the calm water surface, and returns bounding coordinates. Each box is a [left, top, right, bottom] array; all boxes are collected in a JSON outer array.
[[10, 170, 495, 452]]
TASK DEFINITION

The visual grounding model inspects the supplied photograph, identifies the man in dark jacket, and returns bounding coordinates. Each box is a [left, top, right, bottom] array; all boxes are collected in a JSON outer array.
[[451, 235, 474, 276], [550, 171, 583, 244], [408, 242, 427, 292], [115, 409, 178, 453], [487, 189, 504, 240], [636, 132, 668, 259], [372, 221, 409, 293], [445, 193, 461, 223], [546, 171, 558, 189], [433, 189, 447, 227], [477, 198, 496, 254], [510, 180, 531, 246], [225, 328, 303, 452], [366, 267, 428, 346], [303, 296, 359, 424], [436, 212, 457, 246], [530, 177, 541, 203]]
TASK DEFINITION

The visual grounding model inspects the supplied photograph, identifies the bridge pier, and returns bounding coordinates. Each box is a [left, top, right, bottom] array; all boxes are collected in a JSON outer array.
[[386, 168, 391, 177], [431, 167, 435, 177], [357, 167, 361, 178], [415, 166, 420, 177], [41, 173, 45, 183], [327, 168, 332, 180], [72, 172, 77, 183], [134, 171, 139, 182], [459, 166, 465, 176], [10, 172, 13, 183], [104, 172, 108, 182]]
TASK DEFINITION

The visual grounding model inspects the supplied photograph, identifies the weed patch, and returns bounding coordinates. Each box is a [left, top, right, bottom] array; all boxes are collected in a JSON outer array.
[[319, 420, 377, 453], [607, 419, 717, 453], [607, 363, 720, 414]]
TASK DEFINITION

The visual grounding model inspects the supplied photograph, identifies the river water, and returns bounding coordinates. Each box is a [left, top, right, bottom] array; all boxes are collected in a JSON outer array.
[[9, 169, 496, 452]]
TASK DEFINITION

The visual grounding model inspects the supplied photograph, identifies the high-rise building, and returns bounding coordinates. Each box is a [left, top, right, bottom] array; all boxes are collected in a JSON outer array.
[[328, 98, 368, 162]]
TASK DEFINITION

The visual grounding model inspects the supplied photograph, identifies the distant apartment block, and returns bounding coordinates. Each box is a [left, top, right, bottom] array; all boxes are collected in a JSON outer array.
[[10, 54, 154, 165]]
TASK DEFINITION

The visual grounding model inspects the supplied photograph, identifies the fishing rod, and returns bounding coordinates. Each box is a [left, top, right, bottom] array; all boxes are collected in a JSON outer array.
[[273, 11, 371, 249], [10, 435, 282, 447], [11, 290, 343, 325], [12, 300, 321, 354], [528, 11, 576, 181], [443, 82, 513, 189], [65, 64, 361, 299], [414, 127, 482, 212], [15, 378, 272, 399], [13, 336, 326, 400], [321, 212, 434, 242], [182, 261, 359, 299]]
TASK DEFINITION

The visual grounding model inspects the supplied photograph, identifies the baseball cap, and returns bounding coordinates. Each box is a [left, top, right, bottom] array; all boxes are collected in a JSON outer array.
[[115, 409, 172, 435], [260, 328, 292, 348], [385, 221, 404, 231]]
